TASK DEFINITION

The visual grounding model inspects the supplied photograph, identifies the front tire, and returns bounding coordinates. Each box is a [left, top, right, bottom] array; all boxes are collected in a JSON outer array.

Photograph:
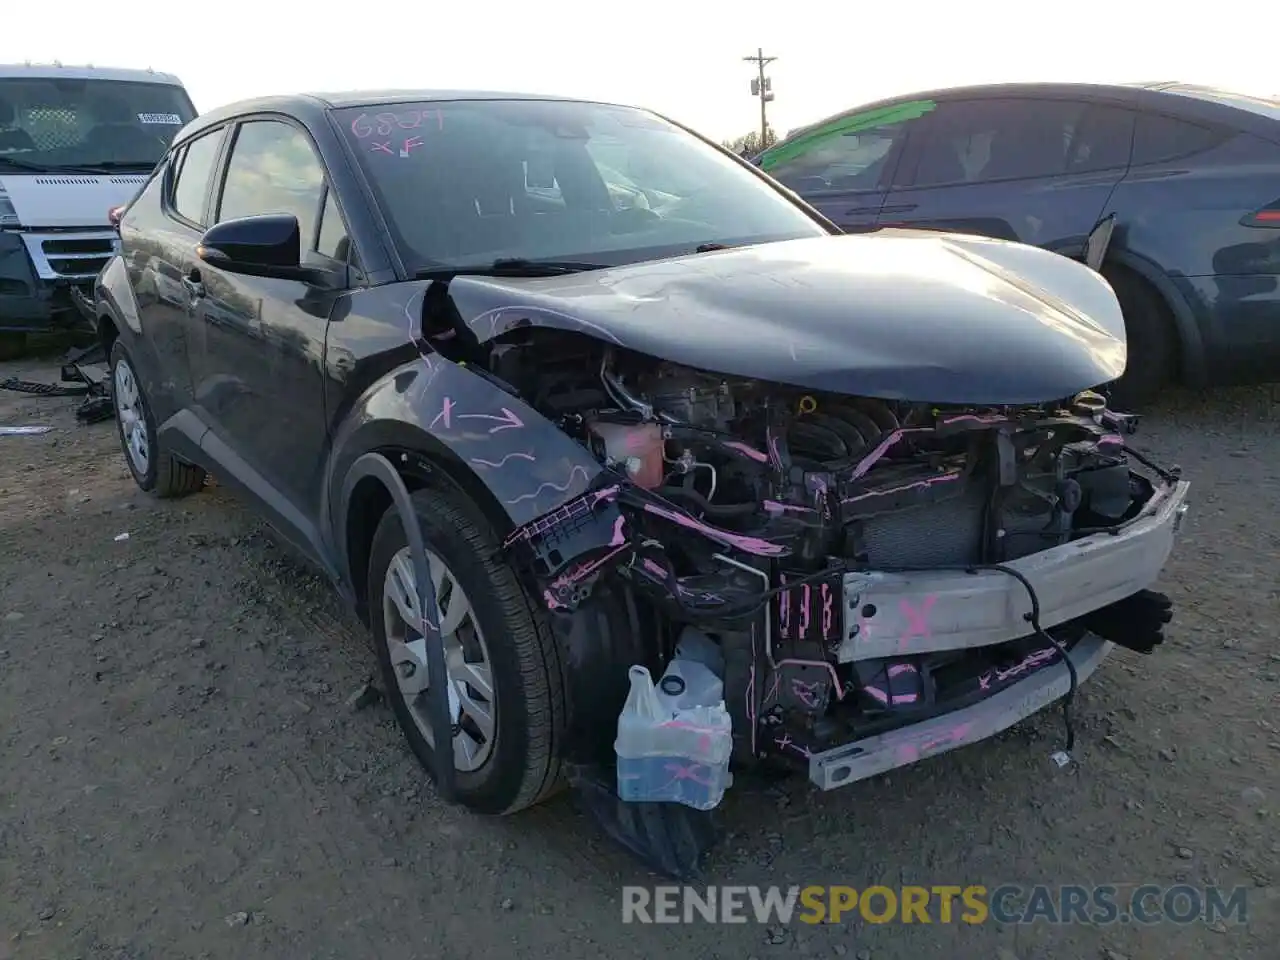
[[1104, 268, 1175, 410], [109, 340, 205, 497], [367, 483, 568, 815]]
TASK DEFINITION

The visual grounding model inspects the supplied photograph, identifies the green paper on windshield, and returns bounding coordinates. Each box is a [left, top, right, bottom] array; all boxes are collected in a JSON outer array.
[[759, 100, 937, 170]]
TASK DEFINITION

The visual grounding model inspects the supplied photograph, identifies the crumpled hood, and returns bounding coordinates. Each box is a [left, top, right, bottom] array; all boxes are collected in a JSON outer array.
[[0, 173, 149, 228], [448, 230, 1128, 405]]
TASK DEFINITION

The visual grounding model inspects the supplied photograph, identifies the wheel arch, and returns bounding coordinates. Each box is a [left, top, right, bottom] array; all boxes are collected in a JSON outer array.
[[326, 355, 607, 622], [334, 421, 525, 626], [1100, 250, 1207, 386]]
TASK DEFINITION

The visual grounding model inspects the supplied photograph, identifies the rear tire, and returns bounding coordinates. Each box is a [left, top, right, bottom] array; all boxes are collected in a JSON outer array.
[[109, 340, 205, 497], [367, 483, 568, 815], [1104, 268, 1176, 410]]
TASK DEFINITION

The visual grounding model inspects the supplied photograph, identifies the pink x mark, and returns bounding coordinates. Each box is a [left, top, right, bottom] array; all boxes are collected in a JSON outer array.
[[899, 595, 937, 645]]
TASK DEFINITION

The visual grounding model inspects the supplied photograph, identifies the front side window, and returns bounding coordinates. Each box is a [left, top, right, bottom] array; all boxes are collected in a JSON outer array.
[[170, 129, 223, 225], [758, 100, 937, 192], [316, 188, 350, 261], [335, 99, 828, 272], [217, 119, 325, 244], [0, 77, 197, 171]]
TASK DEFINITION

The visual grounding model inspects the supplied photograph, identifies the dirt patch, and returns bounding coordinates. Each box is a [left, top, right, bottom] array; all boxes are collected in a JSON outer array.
[[2, 361, 1277, 960]]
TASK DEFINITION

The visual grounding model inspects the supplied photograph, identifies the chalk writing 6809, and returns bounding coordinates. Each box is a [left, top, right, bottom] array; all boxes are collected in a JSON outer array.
[[350, 109, 444, 138]]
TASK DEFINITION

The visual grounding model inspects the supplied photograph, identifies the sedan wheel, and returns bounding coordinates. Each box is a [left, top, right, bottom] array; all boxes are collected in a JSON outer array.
[[108, 340, 206, 497], [114, 354, 151, 476], [366, 485, 568, 815], [382, 545, 497, 772]]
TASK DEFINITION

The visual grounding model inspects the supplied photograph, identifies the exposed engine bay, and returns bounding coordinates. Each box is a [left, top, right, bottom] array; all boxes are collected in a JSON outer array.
[[427, 322, 1184, 782]]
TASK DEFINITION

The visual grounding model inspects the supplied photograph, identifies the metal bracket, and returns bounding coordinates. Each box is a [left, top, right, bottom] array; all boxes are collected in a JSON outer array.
[[341, 453, 456, 802], [1083, 213, 1117, 273]]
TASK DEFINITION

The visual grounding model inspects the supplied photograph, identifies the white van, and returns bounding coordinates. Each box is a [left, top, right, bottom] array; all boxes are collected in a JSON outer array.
[[0, 63, 197, 357]]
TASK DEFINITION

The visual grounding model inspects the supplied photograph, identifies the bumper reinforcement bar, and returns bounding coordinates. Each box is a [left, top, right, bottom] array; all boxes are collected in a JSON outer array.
[[808, 632, 1112, 791]]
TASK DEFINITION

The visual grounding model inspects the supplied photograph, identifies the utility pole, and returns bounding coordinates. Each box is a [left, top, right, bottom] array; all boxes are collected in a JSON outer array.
[[742, 47, 776, 150]]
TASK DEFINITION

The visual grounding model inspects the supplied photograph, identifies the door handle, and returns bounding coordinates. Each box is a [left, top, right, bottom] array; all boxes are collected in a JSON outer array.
[[182, 270, 205, 300]]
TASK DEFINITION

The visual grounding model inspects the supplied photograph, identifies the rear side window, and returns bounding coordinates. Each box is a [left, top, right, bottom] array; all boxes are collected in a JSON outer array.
[[170, 130, 222, 225], [1132, 112, 1233, 165], [910, 99, 1133, 187], [1065, 104, 1135, 173]]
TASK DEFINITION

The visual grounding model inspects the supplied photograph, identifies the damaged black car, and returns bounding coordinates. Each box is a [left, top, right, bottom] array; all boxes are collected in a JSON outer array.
[[94, 90, 1188, 876]]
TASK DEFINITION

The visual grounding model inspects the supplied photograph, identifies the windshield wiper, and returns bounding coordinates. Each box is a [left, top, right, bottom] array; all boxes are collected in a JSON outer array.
[[414, 258, 611, 280], [0, 156, 48, 172], [57, 161, 157, 173], [0, 158, 156, 175]]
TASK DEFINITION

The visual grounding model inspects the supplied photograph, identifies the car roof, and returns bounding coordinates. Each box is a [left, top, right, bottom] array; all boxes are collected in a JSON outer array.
[[181, 89, 633, 140], [765, 80, 1280, 154], [1134, 82, 1280, 122], [0, 63, 185, 85]]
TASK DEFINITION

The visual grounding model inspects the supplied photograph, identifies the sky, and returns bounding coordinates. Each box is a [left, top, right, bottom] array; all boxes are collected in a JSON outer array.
[[6, 0, 1274, 143]]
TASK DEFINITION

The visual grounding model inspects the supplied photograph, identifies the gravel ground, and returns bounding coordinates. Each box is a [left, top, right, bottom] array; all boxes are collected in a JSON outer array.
[[1, 358, 1277, 960]]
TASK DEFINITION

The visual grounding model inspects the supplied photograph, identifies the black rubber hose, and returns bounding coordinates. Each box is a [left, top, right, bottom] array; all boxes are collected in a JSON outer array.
[[978, 563, 1077, 753], [656, 486, 758, 517]]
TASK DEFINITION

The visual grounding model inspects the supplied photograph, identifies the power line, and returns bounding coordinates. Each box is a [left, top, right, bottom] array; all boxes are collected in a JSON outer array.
[[742, 47, 777, 148]]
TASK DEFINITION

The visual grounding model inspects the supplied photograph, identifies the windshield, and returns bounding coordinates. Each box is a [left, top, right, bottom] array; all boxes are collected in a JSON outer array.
[[335, 99, 829, 271], [0, 77, 196, 171]]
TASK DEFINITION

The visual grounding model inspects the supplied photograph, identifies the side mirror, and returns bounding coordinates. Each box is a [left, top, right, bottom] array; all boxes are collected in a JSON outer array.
[[197, 214, 312, 281]]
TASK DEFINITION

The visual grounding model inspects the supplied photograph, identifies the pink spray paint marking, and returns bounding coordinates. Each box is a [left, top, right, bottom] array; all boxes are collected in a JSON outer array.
[[766, 427, 784, 470], [642, 558, 667, 578], [608, 514, 627, 546], [773, 734, 811, 759], [798, 584, 811, 637], [502, 485, 620, 547], [862, 684, 919, 706], [899, 595, 938, 650], [657, 720, 715, 753], [505, 465, 591, 506], [848, 415, 1005, 485], [664, 762, 715, 788], [458, 407, 524, 433], [977, 646, 1059, 690], [820, 583, 833, 638], [938, 414, 1007, 427], [887, 663, 917, 678], [778, 573, 790, 641], [430, 396, 454, 430], [894, 721, 974, 766], [763, 673, 780, 705], [842, 471, 962, 506], [723, 441, 770, 463], [774, 658, 848, 700], [470, 451, 536, 469], [848, 427, 933, 481], [642, 502, 787, 557], [763, 500, 814, 515], [542, 542, 631, 609], [791, 678, 823, 709]]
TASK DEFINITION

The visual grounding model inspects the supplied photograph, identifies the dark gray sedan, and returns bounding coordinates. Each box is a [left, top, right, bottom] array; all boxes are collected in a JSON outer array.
[[756, 82, 1280, 405]]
